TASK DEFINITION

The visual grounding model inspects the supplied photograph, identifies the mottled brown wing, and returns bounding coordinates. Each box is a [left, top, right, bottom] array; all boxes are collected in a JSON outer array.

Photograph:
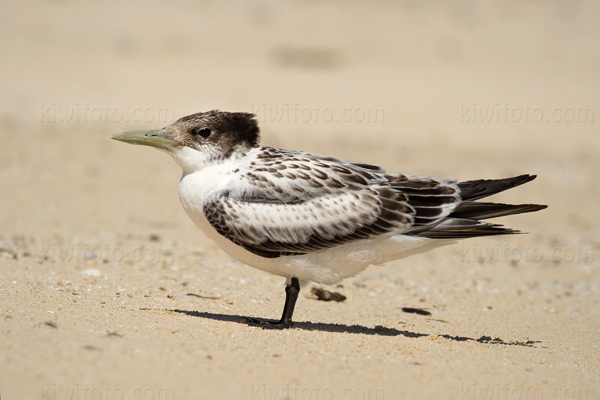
[[203, 184, 414, 258]]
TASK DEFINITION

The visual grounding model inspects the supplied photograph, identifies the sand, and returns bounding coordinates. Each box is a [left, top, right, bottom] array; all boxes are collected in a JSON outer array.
[[1, 1, 599, 399]]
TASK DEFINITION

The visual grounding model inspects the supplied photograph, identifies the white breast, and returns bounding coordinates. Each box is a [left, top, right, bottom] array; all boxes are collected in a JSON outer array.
[[175, 147, 448, 285]]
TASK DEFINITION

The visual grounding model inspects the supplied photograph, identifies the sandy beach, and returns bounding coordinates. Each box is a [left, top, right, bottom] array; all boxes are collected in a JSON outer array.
[[1, 1, 599, 399]]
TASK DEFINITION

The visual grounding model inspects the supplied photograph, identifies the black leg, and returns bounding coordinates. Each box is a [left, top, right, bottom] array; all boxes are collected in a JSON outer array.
[[245, 277, 300, 329]]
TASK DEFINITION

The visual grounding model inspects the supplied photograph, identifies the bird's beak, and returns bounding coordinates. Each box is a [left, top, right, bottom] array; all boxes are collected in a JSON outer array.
[[111, 130, 180, 150]]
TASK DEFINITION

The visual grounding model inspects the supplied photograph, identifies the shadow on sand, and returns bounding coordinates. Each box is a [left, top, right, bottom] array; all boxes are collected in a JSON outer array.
[[168, 309, 540, 347]]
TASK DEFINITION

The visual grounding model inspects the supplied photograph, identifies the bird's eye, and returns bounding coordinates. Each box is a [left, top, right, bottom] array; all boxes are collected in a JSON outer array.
[[194, 128, 212, 138]]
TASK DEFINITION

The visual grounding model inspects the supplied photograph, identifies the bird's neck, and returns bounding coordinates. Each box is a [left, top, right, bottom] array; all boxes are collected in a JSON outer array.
[[169, 145, 252, 176], [177, 152, 244, 227]]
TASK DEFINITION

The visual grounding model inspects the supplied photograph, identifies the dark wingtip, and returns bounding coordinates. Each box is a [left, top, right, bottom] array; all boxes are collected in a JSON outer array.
[[504, 174, 537, 186], [451, 202, 548, 220], [519, 174, 537, 184], [458, 174, 542, 201]]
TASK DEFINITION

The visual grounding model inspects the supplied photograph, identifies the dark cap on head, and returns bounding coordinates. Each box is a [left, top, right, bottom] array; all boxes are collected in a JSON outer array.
[[168, 110, 260, 153]]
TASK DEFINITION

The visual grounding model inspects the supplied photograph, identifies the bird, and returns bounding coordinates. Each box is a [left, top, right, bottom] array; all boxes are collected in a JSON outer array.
[[111, 110, 547, 329]]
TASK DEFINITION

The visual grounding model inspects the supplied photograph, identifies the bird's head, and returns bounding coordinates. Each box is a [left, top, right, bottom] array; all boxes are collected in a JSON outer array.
[[111, 110, 260, 173]]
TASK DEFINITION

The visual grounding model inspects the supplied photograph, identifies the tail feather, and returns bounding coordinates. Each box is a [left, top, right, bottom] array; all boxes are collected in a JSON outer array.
[[458, 174, 537, 201], [416, 219, 519, 239], [412, 174, 547, 239], [452, 202, 547, 220]]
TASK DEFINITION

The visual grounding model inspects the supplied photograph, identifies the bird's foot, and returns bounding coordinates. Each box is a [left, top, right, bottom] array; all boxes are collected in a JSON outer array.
[[244, 277, 300, 330], [244, 316, 294, 329]]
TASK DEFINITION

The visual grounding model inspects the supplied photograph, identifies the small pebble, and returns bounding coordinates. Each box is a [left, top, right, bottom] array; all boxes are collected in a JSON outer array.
[[0, 241, 15, 253], [310, 287, 347, 302], [82, 268, 102, 277]]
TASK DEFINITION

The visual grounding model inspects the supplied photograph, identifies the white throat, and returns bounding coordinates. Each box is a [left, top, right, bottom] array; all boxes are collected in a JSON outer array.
[[168, 146, 218, 175]]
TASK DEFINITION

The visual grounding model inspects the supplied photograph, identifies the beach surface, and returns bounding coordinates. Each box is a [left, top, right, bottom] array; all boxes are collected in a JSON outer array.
[[1, 1, 599, 399]]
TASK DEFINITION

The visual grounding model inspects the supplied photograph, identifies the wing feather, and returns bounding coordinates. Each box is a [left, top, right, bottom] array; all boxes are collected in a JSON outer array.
[[202, 148, 465, 258], [201, 147, 545, 254], [203, 187, 411, 258]]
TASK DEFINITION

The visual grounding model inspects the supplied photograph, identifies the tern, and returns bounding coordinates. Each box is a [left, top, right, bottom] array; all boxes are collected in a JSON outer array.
[[112, 110, 546, 329]]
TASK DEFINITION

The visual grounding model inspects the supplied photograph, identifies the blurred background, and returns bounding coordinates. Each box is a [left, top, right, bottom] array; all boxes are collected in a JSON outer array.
[[1, 0, 598, 236], [1, 0, 599, 399]]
